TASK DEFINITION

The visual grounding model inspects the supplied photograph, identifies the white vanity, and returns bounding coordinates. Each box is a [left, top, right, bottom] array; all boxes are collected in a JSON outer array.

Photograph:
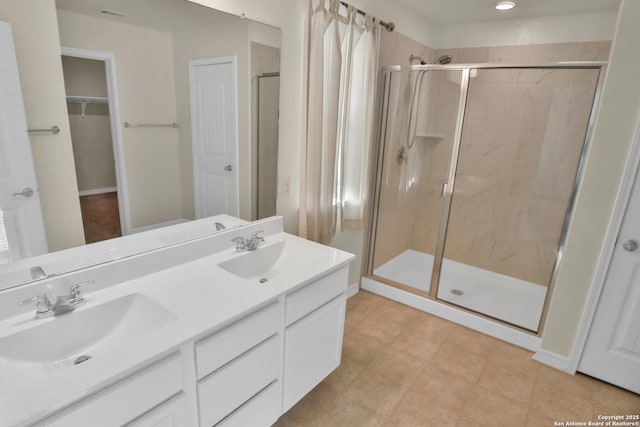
[[0, 216, 354, 426]]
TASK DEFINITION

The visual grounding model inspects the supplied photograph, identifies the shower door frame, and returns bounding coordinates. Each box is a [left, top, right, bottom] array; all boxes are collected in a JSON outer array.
[[364, 62, 607, 335]]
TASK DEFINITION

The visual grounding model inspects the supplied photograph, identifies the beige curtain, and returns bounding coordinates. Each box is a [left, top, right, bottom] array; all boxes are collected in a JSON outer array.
[[305, 0, 343, 244], [305, 0, 380, 244], [341, 15, 380, 230]]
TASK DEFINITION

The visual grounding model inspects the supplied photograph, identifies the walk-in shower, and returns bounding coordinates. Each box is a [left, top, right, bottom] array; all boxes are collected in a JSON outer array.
[[365, 63, 604, 333]]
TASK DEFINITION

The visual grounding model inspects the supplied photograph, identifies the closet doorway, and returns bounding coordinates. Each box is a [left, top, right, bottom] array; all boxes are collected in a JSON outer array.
[[61, 48, 129, 243]]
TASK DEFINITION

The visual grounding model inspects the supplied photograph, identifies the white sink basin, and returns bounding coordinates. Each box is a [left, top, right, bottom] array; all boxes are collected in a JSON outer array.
[[218, 241, 287, 280], [217, 239, 328, 281], [0, 293, 176, 368]]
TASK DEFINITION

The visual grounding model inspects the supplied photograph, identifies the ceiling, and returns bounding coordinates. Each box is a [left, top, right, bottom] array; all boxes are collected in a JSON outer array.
[[55, 0, 242, 33], [55, 0, 622, 30], [389, 0, 622, 25]]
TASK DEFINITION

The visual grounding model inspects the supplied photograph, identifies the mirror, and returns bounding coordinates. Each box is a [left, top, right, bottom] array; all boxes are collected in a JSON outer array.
[[0, 0, 281, 288]]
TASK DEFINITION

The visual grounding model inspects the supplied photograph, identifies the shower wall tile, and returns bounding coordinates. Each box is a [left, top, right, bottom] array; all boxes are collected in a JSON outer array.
[[380, 31, 434, 68], [373, 38, 607, 283], [439, 67, 601, 286], [434, 41, 611, 65], [373, 31, 436, 269]]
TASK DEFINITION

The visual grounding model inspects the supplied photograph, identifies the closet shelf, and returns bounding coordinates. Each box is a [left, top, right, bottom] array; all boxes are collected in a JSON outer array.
[[66, 95, 108, 104], [66, 96, 109, 117]]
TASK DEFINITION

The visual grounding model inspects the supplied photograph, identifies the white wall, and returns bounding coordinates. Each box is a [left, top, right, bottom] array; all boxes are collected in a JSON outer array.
[[187, 0, 306, 234], [542, 0, 640, 357], [172, 20, 252, 221], [57, 10, 183, 229]]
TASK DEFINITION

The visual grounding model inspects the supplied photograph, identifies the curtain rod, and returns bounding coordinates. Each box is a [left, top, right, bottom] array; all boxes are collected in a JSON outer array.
[[339, 1, 395, 32]]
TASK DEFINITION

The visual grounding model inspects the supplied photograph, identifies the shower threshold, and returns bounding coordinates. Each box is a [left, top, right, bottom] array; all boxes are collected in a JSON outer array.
[[373, 249, 546, 331]]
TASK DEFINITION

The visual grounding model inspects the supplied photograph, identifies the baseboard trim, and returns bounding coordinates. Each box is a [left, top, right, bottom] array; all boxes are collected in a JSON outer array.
[[78, 187, 117, 196], [361, 277, 542, 352], [346, 282, 359, 298], [532, 349, 571, 372]]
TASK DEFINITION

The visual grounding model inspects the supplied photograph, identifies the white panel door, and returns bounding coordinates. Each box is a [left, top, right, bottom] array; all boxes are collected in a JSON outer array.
[[0, 21, 47, 264], [579, 155, 640, 393], [189, 56, 238, 219]]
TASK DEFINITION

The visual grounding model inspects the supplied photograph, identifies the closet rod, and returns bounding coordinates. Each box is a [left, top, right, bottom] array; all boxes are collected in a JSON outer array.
[[339, 1, 395, 32]]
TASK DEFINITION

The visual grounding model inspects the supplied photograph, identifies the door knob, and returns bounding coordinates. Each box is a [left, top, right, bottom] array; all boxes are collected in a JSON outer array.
[[623, 240, 638, 252], [12, 187, 34, 198], [224, 164, 233, 172]]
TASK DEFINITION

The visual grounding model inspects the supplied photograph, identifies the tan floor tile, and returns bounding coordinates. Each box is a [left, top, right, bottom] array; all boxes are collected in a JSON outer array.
[[385, 388, 460, 427], [323, 356, 366, 392], [342, 329, 387, 366], [364, 347, 427, 384], [282, 294, 637, 427], [412, 365, 474, 411], [536, 365, 595, 401], [348, 290, 386, 312], [531, 380, 595, 421], [353, 313, 407, 344], [488, 340, 538, 377], [286, 382, 341, 424], [292, 396, 382, 427], [443, 325, 500, 358], [343, 370, 409, 416], [404, 312, 455, 337], [390, 313, 453, 361], [344, 291, 385, 331], [429, 339, 490, 383], [272, 414, 301, 427], [591, 379, 640, 414], [477, 362, 536, 405], [459, 385, 528, 426], [525, 409, 561, 427]]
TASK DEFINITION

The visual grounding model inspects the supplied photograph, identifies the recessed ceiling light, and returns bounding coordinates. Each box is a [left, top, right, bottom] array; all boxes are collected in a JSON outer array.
[[495, 1, 516, 11]]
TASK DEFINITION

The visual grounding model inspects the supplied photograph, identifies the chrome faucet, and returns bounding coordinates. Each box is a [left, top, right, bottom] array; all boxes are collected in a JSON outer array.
[[18, 280, 94, 319], [232, 231, 264, 252]]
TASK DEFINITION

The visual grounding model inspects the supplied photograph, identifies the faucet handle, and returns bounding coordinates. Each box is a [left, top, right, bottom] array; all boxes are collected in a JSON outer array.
[[70, 280, 95, 303], [18, 294, 53, 318], [251, 230, 264, 240]]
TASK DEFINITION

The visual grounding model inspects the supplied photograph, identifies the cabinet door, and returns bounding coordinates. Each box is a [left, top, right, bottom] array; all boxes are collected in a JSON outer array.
[[283, 293, 346, 411], [126, 393, 187, 427], [44, 354, 183, 427]]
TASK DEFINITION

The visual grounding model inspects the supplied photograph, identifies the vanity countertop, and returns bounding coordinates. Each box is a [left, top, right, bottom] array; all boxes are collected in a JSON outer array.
[[0, 216, 354, 427]]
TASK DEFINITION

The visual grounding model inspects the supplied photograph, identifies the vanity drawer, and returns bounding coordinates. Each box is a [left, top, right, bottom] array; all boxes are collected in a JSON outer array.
[[216, 380, 281, 427], [44, 353, 183, 427], [198, 335, 280, 427], [195, 301, 280, 379], [285, 267, 348, 325], [125, 392, 187, 427]]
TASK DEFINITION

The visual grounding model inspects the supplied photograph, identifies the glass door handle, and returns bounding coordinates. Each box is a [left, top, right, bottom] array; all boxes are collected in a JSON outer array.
[[224, 164, 233, 172]]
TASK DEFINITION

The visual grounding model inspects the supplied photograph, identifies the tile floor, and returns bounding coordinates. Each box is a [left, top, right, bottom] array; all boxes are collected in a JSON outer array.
[[275, 291, 640, 426]]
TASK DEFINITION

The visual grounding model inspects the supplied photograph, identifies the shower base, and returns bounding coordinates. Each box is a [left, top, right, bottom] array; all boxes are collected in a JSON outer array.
[[373, 249, 546, 331]]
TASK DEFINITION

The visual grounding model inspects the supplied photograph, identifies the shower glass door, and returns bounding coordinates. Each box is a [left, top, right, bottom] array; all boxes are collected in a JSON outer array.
[[369, 68, 466, 295], [438, 67, 601, 331]]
